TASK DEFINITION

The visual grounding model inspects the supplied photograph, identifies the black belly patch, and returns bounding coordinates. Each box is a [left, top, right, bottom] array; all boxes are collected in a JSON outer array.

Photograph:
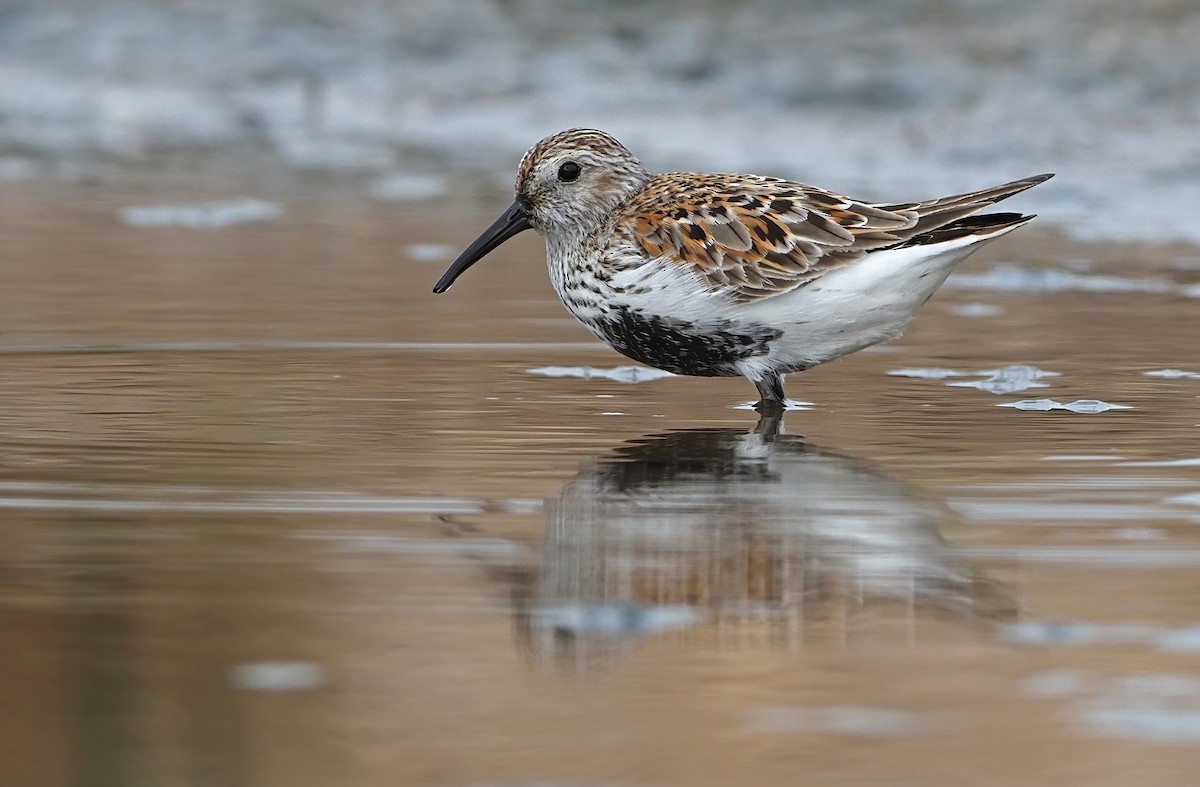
[[593, 308, 782, 377]]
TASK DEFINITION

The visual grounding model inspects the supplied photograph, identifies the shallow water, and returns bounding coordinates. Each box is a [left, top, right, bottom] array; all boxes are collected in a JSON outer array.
[[2, 168, 1200, 786]]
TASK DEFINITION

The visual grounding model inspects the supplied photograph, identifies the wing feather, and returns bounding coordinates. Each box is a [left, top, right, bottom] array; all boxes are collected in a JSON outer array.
[[615, 172, 1051, 301]]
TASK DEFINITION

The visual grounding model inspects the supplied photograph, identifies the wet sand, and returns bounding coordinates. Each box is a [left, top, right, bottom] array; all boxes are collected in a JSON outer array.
[[1, 166, 1200, 786]]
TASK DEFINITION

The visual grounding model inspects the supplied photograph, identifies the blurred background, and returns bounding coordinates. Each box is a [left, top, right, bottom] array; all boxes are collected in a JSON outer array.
[[1, 0, 1199, 237], [2, 1, 1200, 786]]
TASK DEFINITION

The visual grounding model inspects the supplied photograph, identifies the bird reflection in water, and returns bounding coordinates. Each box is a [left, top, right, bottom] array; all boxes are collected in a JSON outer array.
[[512, 413, 1014, 674]]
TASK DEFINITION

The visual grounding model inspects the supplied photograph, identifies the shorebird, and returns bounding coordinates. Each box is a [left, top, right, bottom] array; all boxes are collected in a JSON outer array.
[[433, 128, 1051, 411]]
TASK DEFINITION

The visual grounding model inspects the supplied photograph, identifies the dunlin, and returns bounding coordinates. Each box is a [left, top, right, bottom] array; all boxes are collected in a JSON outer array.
[[434, 128, 1051, 411]]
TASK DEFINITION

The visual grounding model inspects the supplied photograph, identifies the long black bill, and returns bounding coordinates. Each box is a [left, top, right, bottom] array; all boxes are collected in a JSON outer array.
[[432, 200, 533, 293]]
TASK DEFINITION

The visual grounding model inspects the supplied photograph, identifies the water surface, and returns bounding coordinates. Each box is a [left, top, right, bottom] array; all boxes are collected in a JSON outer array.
[[2, 169, 1199, 786]]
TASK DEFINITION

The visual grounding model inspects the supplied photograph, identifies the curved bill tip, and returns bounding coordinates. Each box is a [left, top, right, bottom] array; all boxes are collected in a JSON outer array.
[[432, 199, 532, 293]]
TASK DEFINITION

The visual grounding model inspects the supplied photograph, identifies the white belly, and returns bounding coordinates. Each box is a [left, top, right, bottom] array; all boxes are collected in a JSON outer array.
[[742, 235, 998, 370]]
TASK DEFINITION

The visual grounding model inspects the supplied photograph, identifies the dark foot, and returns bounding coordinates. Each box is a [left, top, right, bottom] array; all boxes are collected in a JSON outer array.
[[753, 373, 786, 412], [753, 397, 784, 414]]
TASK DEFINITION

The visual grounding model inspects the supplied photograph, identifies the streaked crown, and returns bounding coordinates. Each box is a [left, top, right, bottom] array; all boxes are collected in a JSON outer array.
[[514, 128, 651, 237]]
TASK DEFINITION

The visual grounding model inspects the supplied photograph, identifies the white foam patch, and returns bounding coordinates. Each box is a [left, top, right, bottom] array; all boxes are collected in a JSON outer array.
[[1157, 629, 1200, 653], [1075, 676, 1200, 745], [1000, 621, 1161, 647], [1020, 671, 1200, 745], [539, 603, 703, 637], [404, 242, 455, 262], [1144, 369, 1200, 380], [368, 174, 447, 201], [231, 661, 326, 692], [949, 365, 1059, 395], [946, 266, 1173, 294], [950, 302, 1004, 318], [527, 365, 675, 383], [1167, 492, 1200, 507], [119, 198, 283, 229], [888, 368, 967, 379], [1109, 528, 1166, 541], [998, 399, 1132, 413], [999, 621, 1200, 653]]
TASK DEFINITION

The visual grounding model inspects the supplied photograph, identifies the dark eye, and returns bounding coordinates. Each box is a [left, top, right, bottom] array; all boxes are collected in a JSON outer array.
[[557, 161, 582, 182]]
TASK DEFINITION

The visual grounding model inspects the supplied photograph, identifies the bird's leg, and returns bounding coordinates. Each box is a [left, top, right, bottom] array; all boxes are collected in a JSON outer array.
[[753, 373, 786, 414]]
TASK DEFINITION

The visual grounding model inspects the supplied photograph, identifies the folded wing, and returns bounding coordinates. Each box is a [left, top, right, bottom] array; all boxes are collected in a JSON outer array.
[[618, 172, 1052, 301]]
